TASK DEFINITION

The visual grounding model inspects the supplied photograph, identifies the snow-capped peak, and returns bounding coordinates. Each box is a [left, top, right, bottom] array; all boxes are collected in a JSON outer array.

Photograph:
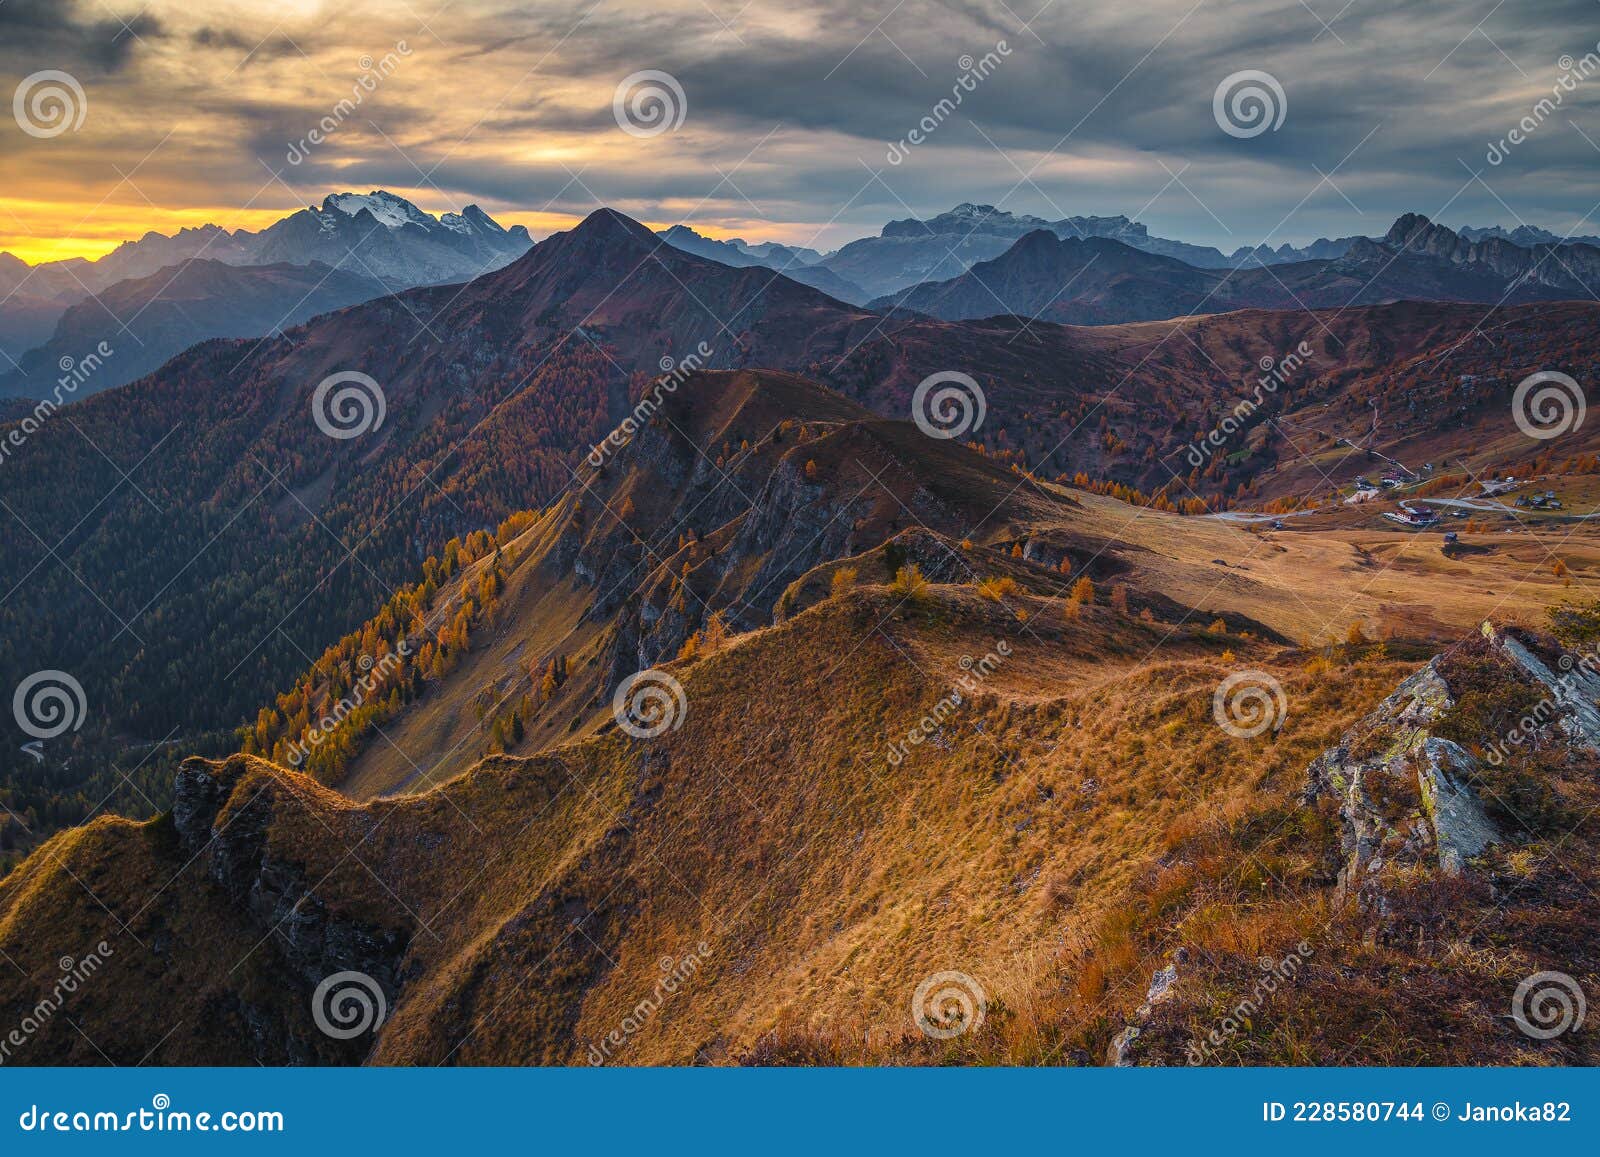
[[324, 191, 435, 230]]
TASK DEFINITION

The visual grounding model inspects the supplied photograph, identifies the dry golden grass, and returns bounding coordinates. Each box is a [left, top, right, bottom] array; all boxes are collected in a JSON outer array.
[[6, 370, 1597, 1066], [0, 578, 1440, 1065]]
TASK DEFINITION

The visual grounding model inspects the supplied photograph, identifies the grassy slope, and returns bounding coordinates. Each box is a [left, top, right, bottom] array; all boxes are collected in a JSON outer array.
[[336, 370, 1093, 799], [0, 814, 332, 1064], [2, 369, 1595, 1066], [0, 582, 1418, 1064], [338, 382, 1600, 803]]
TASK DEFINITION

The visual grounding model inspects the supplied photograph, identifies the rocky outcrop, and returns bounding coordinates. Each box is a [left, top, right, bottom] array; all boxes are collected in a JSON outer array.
[[1307, 662, 1495, 895], [1307, 621, 1600, 901], [172, 757, 410, 1060], [1490, 626, 1600, 748], [1359, 214, 1600, 298]]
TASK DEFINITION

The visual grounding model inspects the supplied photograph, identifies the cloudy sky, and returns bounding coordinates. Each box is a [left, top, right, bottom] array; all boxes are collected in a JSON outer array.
[[2, 0, 1598, 262]]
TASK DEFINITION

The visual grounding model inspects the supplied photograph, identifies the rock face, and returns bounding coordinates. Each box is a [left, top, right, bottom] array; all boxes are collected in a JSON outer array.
[[1307, 662, 1494, 894], [1340, 214, 1600, 299], [171, 758, 409, 1061], [1307, 622, 1600, 900], [1491, 628, 1600, 748]]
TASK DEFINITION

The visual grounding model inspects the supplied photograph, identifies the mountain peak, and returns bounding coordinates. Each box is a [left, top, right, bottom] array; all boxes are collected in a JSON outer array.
[[1385, 212, 1437, 246], [1008, 227, 1066, 256], [568, 207, 662, 248], [322, 191, 435, 230], [882, 203, 1055, 240], [442, 204, 507, 236]]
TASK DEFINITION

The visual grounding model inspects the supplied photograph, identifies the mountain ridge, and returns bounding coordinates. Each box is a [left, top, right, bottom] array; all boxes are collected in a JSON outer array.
[[0, 192, 532, 376], [2, 367, 1595, 1066], [0, 258, 391, 400], [3, 206, 1598, 871], [871, 213, 1600, 324]]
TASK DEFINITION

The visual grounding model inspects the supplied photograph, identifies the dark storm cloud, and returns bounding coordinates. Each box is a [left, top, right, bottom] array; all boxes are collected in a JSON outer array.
[[0, 0, 164, 73], [190, 27, 304, 63], [488, 0, 1600, 244], [10, 0, 1600, 257]]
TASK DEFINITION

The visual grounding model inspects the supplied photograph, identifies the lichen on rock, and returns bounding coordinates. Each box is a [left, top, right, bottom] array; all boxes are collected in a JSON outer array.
[[1309, 620, 1600, 901]]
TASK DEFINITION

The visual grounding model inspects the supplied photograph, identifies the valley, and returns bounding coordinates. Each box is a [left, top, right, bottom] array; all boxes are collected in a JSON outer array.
[[1, 197, 1597, 1071], [3, 366, 1596, 1067]]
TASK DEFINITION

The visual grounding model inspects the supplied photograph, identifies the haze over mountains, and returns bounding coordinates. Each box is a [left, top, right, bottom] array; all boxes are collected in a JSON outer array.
[[651, 225, 862, 301], [872, 213, 1600, 324], [8, 191, 1600, 410], [0, 260, 389, 400], [3, 203, 1597, 807], [0, 192, 533, 395]]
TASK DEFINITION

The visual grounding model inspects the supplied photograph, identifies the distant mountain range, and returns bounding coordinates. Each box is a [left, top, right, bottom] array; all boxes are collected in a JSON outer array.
[[871, 213, 1600, 324], [655, 224, 868, 303], [654, 203, 1237, 301], [799, 203, 1368, 299], [1458, 222, 1600, 248], [0, 192, 532, 388], [0, 259, 390, 401], [735, 202, 1600, 302], [3, 191, 531, 302], [6, 203, 1597, 781], [7, 192, 1600, 406]]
